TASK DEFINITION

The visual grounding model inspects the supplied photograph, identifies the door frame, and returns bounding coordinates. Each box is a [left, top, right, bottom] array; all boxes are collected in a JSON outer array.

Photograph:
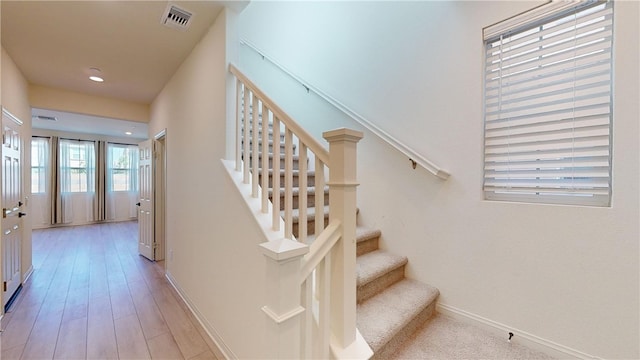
[[153, 129, 167, 262], [0, 107, 25, 311], [137, 138, 155, 260]]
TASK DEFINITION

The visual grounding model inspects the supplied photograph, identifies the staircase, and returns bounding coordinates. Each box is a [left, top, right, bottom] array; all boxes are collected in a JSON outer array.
[[251, 119, 440, 359], [355, 229, 440, 359]]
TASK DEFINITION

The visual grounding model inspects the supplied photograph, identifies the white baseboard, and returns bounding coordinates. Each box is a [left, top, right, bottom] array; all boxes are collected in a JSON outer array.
[[437, 303, 600, 360], [164, 272, 236, 360], [22, 265, 34, 283]]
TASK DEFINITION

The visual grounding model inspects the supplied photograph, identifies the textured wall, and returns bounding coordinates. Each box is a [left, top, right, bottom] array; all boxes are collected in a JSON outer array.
[[148, 8, 272, 358]]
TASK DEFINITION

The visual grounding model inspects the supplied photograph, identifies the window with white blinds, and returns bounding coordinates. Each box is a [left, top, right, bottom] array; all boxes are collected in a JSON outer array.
[[483, 0, 613, 206]]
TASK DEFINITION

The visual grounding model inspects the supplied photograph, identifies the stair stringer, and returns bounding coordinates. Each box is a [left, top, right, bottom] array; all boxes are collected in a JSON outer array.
[[222, 159, 290, 243]]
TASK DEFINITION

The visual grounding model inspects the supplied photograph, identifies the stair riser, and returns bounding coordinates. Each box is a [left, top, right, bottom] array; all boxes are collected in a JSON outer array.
[[371, 301, 437, 359], [357, 265, 405, 304], [259, 172, 316, 189], [356, 237, 379, 257], [270, 192, 329, 211], [293, 217, 329, 237]]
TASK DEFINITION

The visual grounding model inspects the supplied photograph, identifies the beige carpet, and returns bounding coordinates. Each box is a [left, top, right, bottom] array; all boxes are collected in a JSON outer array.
[[391, 313, 555, 360], [250, 116, 553, 359]]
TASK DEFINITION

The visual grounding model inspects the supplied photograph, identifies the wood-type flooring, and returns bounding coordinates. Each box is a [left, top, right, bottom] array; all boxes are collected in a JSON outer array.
[[0, 221, 222, 360]]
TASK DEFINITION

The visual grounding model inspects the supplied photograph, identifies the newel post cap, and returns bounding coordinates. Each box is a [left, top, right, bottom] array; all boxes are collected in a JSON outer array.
[[260, 238, 309, 262], [323, 128, 364, 143]]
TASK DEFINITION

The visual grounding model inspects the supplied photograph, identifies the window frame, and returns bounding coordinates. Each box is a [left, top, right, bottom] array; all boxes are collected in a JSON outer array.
[[107, 143, 139, 192], [482, 0, 613, 207], [31, 137, 49, 194], [60, 139, 96, 194]]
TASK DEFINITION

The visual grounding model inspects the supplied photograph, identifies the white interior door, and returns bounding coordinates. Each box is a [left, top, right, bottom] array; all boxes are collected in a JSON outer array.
[[138, 139, 155, 260], [153, 135, 166, 261], [1, 110, 23, 307]]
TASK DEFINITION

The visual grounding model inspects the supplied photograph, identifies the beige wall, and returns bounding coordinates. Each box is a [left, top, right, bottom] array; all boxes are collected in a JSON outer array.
[[1, 47, 33, 305], [2, 49, 30, 123], [1, 4, 2, 113], [238, 1, 639, 358], [149, 8, 271, 358], [1, 9, 3, 310], [30, 84, 150, 123]]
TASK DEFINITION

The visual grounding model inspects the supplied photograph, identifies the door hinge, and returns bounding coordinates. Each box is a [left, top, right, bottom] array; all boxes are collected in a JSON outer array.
[[3, 281, 6, 292], [153, 243, 158, 249]]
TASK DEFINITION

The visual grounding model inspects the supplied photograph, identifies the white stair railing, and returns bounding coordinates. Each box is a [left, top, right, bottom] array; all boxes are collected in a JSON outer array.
[[230, 64, 370, 359]]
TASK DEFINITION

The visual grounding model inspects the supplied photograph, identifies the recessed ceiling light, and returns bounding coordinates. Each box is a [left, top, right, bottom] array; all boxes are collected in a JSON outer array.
[[125, 131, 133, 135], [88, 67, 104, 82]]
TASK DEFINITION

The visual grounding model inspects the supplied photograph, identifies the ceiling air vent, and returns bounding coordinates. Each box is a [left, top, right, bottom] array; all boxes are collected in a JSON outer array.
[[161, 4, 193, 30], [33, 115, 57, 122]]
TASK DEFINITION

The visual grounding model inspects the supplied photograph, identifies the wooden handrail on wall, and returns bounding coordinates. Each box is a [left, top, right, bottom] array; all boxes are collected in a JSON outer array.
[[240, 39, 450, 180]]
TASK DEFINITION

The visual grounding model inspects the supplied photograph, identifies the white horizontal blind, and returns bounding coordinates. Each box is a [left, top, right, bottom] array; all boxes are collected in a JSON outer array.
[[483, 1, 613, 206]]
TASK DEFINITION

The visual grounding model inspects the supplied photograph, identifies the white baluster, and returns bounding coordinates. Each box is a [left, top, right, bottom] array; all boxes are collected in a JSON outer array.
[[251, 95, 260, 197], [298, 142, 308, 243], [235, 80, 242, 171], [284, 128, 293, 240], [319, 255, 331, 359], [315, 158, 325, 236], [261, 103, 270, 213], [242, 89, 250, 184], [271, 117, 281, 231], [301, 278, 313, 359]]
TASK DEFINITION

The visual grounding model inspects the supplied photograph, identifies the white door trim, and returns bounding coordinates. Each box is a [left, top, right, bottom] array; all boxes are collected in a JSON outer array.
[[2, 108, 24, 126]]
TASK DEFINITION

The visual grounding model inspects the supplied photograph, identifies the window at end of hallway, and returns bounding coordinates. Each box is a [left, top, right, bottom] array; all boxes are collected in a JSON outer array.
[[482, 0, 613, 207], [107, 143, 139, 192], [31, 137, 50, 194], [60, 139, 96, 193]]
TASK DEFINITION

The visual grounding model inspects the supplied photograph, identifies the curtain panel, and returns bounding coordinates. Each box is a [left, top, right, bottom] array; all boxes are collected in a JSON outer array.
[[95, 141, 107, 221], [38, 136, 138, 225]]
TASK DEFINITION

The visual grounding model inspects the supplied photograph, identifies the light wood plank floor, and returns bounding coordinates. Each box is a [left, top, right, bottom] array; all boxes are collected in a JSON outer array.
[[1, 221, 222, 360]]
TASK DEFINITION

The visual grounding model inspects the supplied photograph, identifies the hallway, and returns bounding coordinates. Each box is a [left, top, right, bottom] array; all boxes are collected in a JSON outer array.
[[1, 222, 221, 360]]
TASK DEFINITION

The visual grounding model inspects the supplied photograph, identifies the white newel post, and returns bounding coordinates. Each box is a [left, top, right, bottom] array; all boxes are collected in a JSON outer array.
[[323, 128, 364, 350], [260, 238, 309, 359]]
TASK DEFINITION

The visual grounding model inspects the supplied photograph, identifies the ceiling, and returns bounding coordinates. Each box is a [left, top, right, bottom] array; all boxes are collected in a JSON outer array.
[[1, 1, 245, 138], [32, 108, 148, 140]]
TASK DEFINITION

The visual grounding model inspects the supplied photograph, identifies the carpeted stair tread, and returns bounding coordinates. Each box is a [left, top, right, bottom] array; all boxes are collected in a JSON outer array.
[[268, 185, 329, 198], [260, 169, 317, 190], [243, 139, 296, 152], [305, 225, 381, 246], [357, 279, 440, 353], [286, 206, 359, 223], [254, 153, 301, 161], [286, 205, 330, 222], [356, 250, 407, 287], [246, 116, 445, 359], [356, 227, 382, 245], [260, 168, 316, 177]]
